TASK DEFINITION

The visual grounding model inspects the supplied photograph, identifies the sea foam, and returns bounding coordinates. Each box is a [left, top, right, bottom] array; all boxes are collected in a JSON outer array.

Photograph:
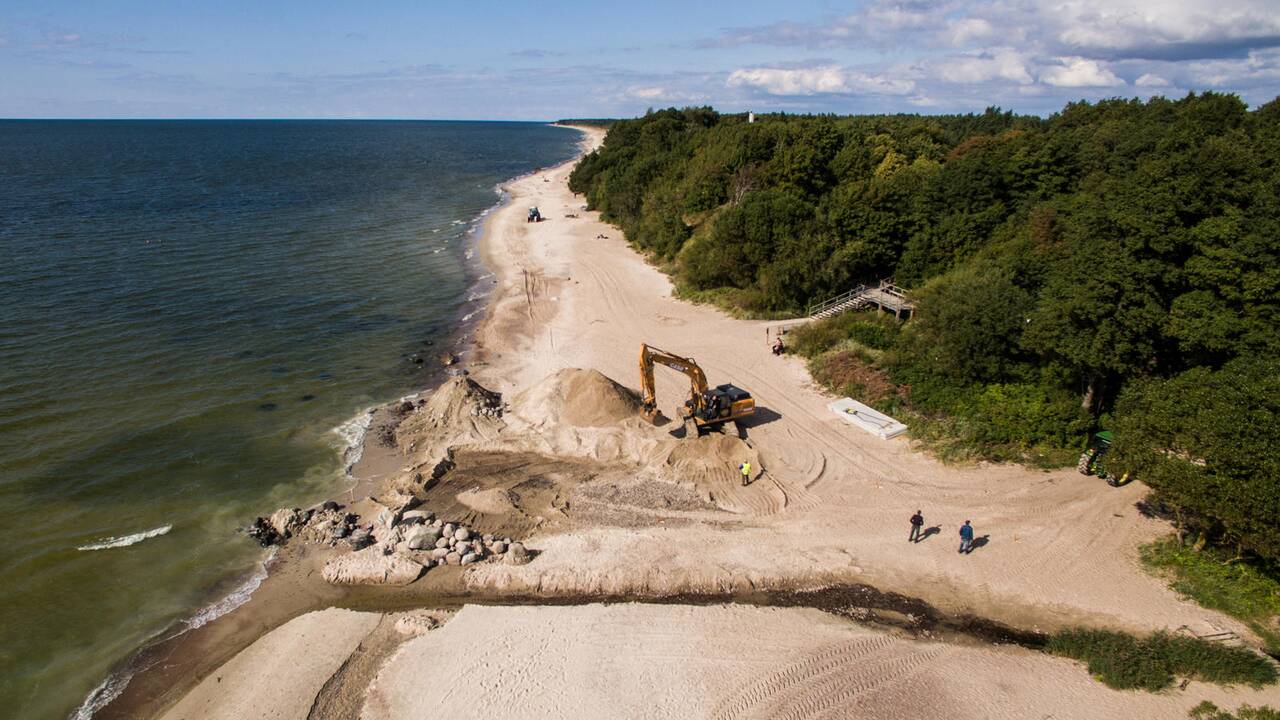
[[77, 525, 172, 552], [183, 551, 274, 631], [333, 407, 375, 472]]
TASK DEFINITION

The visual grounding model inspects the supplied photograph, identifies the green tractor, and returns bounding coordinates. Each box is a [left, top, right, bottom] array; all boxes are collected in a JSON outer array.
[[1077, 431, 1133, 487]]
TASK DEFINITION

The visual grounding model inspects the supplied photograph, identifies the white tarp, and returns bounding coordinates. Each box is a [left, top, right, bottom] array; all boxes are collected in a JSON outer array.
[[827, 398, 908, 440]]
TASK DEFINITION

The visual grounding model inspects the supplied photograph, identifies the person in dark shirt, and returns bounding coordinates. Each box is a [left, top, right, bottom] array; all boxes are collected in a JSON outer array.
[[959, 520, 974, 554], [909, 510, 924, 543]]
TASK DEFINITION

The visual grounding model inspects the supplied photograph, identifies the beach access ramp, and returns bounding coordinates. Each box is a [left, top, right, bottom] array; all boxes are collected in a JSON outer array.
[[827, 398, 908, 440]]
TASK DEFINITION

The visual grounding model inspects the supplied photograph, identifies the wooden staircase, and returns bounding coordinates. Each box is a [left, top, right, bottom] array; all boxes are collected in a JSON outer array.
[[806, 279, 915, 321]]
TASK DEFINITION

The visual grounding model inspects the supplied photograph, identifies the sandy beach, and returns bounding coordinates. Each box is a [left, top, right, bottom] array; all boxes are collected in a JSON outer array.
[[102, 126, 1280, 720]]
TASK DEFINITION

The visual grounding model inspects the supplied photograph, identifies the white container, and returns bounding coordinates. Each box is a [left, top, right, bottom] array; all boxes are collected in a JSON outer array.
[[827, 398, 908, 440]]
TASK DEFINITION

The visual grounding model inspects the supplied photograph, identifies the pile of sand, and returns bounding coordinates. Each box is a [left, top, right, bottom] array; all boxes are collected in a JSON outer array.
[[395, 376, 505, 460], [456, 487, 521, 515], [663, 434, 787, 515], [512, 368, 642, 428]]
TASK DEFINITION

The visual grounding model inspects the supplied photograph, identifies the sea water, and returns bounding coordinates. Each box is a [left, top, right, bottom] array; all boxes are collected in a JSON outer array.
[[0, 120, 580, 719]]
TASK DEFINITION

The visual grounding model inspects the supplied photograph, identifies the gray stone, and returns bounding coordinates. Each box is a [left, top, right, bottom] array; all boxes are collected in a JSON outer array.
[[445, 551, 461, 565], [430, 547, 450, 560], [460, 552, 479, 566], [454, 527, 471, 541], [399, 511, 428, 526], [443, 523, 456, 537], [269, 507, 310, 538], [406, 527, 442, 550], [434, 536, 450, 549], [482, 533, 495, 543], [491, 541, 507, 555], [504, 542, 531, 566], [454, 540, 470, 555]]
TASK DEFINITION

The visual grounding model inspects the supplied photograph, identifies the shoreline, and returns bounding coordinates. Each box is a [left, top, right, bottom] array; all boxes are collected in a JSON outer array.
[[96, 122, 1280, 718], [81, 128, 593, 720]]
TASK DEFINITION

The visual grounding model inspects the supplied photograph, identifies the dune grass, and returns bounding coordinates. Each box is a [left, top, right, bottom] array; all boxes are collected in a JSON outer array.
[[1141, 537, 1280, 655], [1190, 702, 1280, 719], [1046, 628, 1277, 691]]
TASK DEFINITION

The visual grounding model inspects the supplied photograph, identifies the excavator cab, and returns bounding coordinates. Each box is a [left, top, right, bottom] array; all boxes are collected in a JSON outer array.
[[697, 384, 754, 423]]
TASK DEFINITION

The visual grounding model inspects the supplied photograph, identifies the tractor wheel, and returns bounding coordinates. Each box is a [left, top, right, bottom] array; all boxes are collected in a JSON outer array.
[[1076, 452, 1094, 475]]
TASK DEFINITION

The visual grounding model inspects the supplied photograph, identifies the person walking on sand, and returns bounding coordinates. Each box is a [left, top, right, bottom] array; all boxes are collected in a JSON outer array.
[[959, 520, 974, 554], [909, 510, 924, 543], [739, 460, 751, 487]]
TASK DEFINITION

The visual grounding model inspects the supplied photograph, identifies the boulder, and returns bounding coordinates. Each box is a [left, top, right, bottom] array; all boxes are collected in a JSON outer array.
[[434, 536, 450, 549], [321, 500, 341, 512], [491, 541, 508, 555], [443, 523, 456, 537], [347, 528, 374, 550], [269, 508, 310, 539], [247, 517, 280, 547], [322, 548, 424, 586], [454, 527, 471, 541], [401, 509, 433, 524], [430, 548, 450, 560], [406, 527, 442, 550], [504, 542, 531, 566], [460, 552, 479, 566], [445, 551, 461, 566]]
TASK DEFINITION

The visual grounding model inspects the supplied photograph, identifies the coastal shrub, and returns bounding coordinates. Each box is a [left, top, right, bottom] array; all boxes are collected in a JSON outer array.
[[1141, 537, 1280, 654], [1047, 628, 1277, 691], [1190, 702, 1280, 720], [807, 350, 896, 404], [787, 312, 896, 357]]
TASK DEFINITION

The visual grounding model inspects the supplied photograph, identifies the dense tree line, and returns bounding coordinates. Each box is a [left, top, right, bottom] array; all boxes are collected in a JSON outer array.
[[569, 96, 1280, 560]]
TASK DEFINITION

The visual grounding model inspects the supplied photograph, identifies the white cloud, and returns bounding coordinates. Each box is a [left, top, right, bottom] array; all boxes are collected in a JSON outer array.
[[1048, 0, 1280, 59], [937, 17, 1001, 47], [1039, 57, 1126, 87], [727, 66, 914, 96], [629, 86, 667, 99], [935, 49, 1034, 84], [1135, 72, 1171, 86]]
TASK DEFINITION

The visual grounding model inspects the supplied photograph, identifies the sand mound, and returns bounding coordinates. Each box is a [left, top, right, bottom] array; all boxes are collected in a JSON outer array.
[[396, 376, 504, 462], [513, 368, 642, 428], [663, 434, 788, 515], [456, 487, 521, 515]]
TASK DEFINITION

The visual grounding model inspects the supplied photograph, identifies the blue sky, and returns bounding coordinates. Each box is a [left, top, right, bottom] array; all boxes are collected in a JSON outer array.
[[2, 0, 1279, 119]]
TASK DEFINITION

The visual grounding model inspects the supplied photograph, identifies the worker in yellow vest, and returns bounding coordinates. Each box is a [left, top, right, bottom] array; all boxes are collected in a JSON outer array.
[[739, 460, 751, 487]]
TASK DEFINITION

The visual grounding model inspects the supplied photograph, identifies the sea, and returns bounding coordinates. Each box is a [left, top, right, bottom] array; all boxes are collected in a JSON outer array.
[[0, 120, 582, 719]]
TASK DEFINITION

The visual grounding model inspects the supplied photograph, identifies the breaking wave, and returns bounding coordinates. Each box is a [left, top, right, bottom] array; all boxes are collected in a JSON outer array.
[[77, 525, 172, 551]]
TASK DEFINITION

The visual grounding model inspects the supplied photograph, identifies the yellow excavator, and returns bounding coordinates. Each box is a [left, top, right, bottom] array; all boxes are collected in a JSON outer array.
[[638, 344, 755, 437]]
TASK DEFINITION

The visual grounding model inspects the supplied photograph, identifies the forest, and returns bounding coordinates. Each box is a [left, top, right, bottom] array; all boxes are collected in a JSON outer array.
[[568, 94, 1280, 562]]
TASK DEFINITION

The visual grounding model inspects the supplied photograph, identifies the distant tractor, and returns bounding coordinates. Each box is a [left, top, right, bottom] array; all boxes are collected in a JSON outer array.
[[1077, 431, 1132, 486], [527, 206, 543, 223]]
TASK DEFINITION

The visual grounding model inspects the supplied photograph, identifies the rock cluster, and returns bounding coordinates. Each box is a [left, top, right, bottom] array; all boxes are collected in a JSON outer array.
[[250, 491, 533, 587], [247, 502, 360, 548], [383, 509, 531, 569]]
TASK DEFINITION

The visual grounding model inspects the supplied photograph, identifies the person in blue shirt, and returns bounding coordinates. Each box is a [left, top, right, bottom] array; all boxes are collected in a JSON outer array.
[[959, 520, 974, 554]]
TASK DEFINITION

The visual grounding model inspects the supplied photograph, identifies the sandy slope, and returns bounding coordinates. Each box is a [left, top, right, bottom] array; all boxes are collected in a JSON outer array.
[[468, 127, 1247, 639], [159, 608, 380, 720], [362, 603, 1268, 720]]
